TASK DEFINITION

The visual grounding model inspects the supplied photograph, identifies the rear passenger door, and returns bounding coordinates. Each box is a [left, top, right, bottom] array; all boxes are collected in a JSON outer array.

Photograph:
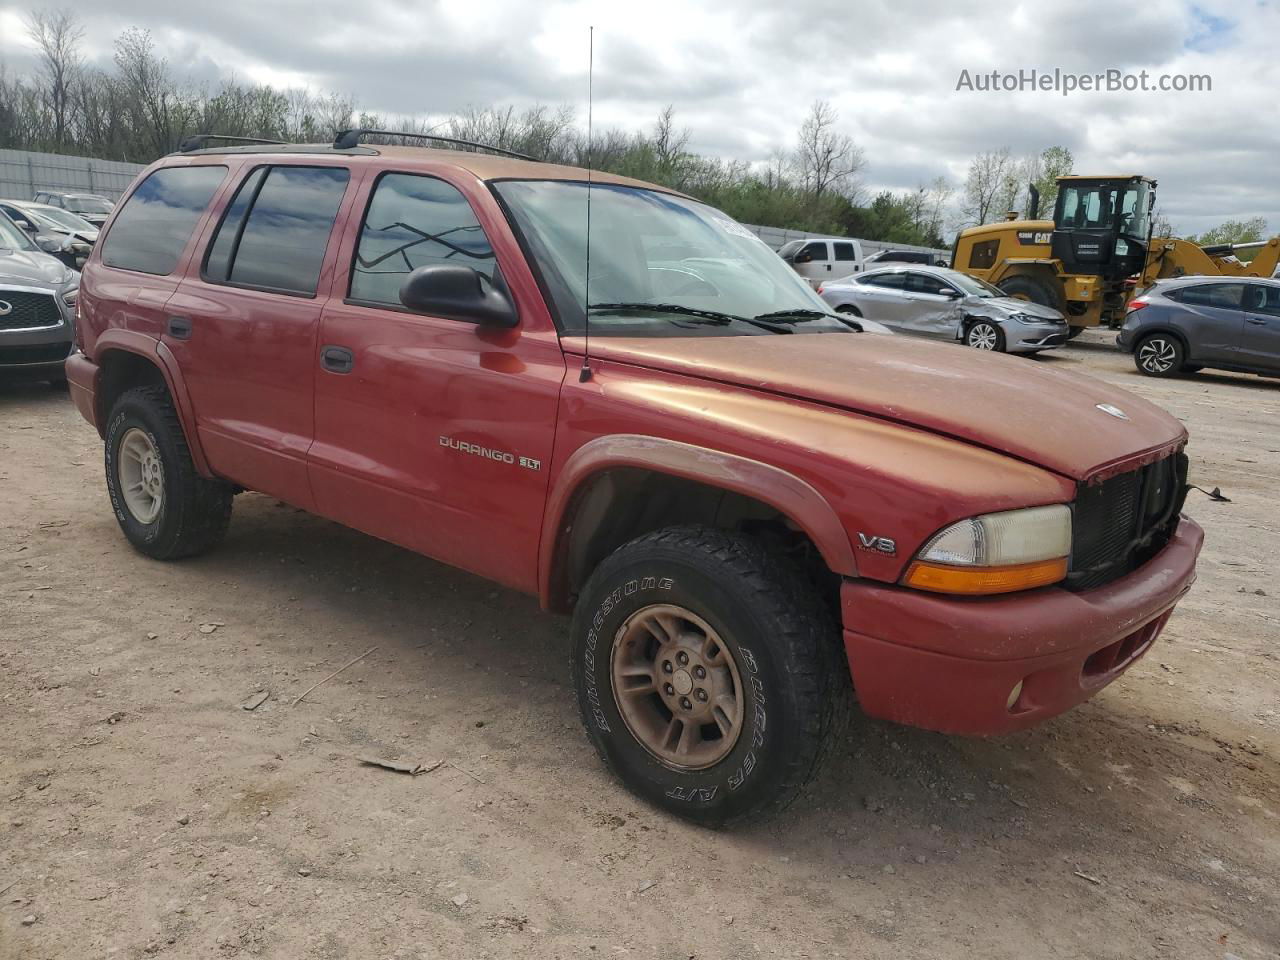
[[308, 170, 565, 593], [163, 163, 355, 509], [1168, 282, 1245, 364], [852, 271, 912, 328]]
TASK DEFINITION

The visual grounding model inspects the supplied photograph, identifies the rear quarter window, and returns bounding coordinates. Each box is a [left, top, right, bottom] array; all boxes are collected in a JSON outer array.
[[100, 166, 227, 276]]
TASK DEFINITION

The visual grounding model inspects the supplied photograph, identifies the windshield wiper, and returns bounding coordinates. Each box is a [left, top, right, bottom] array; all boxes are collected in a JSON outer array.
[[753, 308, 863, 332], [588, 302, 794, 334]]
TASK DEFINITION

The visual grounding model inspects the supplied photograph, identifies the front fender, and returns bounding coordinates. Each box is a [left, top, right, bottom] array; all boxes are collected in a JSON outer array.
[[538, 434, 859, 610]]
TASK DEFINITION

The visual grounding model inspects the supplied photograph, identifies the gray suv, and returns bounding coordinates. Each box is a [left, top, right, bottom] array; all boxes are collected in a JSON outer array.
[[1118, 277, 1280, 378], [0, 210, 80, 384]]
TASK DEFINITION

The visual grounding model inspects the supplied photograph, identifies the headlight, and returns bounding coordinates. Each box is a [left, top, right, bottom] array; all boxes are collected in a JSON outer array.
[[903, 504, 1071, 595]]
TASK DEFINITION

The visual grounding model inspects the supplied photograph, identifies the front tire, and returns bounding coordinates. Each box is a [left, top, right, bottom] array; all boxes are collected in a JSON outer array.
[[1133, 334, 1184, 377], [965, 319, 1005, 351], [571, 526, 848, 827], [104, 385, 233, 560]]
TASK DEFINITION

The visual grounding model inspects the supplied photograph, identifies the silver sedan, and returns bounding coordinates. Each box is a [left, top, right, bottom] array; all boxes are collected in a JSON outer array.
[[818, 265, 1069, 353]]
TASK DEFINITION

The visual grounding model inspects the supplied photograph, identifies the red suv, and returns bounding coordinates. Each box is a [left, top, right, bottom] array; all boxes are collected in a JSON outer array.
[[66, 132, 1203, 826]]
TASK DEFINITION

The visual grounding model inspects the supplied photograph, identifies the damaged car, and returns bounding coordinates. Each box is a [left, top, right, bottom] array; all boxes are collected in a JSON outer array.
[[819, 265, 1069, 353]]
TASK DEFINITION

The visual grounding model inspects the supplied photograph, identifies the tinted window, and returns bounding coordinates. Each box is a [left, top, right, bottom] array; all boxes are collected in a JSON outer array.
[[1177, 283, 1244, 310], [800, 241, 827, 260], [862, 272, 907, 290], [349, 173, 495, 306], [101, 166, 226, 275], [906, 272, 954, 296], [832, 241, 858, 262], [1246, 284, 1280, 317], [204, 167, 268, 282], [206, 166, 348, 295], [968, 239, 999, 270]]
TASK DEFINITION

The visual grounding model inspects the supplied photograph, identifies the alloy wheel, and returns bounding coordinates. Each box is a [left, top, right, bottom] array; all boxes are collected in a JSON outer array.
[[967, 322, 999, 350], [117, 427, 165, 524], [1138, 338, 1177, 374], [609, 604, 745, 771]]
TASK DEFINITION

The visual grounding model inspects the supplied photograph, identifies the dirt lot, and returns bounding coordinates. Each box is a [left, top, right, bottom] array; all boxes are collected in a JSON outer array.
[[2, 331, 1277, 960]]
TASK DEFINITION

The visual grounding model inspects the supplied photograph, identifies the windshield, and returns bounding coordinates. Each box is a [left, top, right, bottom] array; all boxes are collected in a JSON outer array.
[[30, 205, 94, 233], [494, 181, 853, 337], [0, 211, 37, 251], [950, 272, 1005, 297], [1058, 181, 1151, 238], [66, 196, 113, 215]]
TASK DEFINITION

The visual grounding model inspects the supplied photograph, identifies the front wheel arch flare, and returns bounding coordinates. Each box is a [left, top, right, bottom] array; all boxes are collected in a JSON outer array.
[[539, 436, 859, 612]]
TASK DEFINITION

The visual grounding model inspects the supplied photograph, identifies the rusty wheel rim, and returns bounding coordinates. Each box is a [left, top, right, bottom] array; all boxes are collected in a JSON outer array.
[[609, 604, 745, 771]]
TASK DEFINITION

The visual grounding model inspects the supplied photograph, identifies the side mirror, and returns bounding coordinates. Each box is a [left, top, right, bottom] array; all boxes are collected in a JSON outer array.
[[35, 234, 63, 254], [939, 288, 962, 299], [398, 265, 518, 328]]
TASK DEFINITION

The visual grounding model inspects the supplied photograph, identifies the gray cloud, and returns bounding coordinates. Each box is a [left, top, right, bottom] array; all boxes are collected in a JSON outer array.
[[0, 0, 1273, 233]]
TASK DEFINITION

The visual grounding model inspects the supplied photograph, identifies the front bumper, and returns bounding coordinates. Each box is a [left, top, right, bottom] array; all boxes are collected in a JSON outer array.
[[0, 313, 74, 376], [840, 516, 1203, 735], [1008, 319, 1069, 352]]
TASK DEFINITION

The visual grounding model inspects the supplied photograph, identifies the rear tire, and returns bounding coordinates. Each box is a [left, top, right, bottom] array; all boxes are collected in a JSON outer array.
[[104, 385, 233, 560], [964, 319, 1006, 352], [998, 274, 1067, 314], [835, 304, 863, 317], [571, 525, 848, 828], [1134, 334, 1184, 377]]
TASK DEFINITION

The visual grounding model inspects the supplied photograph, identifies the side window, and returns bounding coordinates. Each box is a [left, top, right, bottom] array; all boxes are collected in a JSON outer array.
[[203, 165, 348, 295], [906, 273, 953, 296], [349, 173, 495, 307], [1247, 284, 1280, 317], [832, 241, 857, 262], [865, 272, 907, 290], [1178, 283, 1244, 310], [968, 239, 999, 270], [100, 166, 227, 276], [800, 241, 827, 261]]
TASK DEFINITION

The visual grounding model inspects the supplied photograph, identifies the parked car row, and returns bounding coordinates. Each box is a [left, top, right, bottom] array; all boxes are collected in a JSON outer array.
[[0, 199, 99, 269]]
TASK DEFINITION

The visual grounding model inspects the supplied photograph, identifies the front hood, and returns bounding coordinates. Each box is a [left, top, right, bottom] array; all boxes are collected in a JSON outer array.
[[0, 248, 71, 286], [575, 334, 1185, 482]]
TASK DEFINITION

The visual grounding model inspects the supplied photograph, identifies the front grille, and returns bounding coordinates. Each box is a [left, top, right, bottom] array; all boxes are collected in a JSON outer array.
[[0, 342, 72, 365], [0, 290, 62, 330], [1067, 453, 1188, 591]]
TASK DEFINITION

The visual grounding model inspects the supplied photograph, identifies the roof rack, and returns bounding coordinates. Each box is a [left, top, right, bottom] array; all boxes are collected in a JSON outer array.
[[177, 134, 288, 153], [332, 128, 535, 161]]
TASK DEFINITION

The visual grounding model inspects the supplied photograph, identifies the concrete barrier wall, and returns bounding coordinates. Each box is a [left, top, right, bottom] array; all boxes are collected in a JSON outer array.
[[0, 150, 146, 203]]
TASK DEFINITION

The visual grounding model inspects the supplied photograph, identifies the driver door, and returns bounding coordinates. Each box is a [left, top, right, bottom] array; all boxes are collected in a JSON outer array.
[[900, 272, 964, 338], [307, 170, 565, 593]]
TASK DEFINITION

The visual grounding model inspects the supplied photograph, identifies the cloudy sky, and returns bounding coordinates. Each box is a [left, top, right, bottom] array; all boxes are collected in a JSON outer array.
[[0, 0, 1275, 234]]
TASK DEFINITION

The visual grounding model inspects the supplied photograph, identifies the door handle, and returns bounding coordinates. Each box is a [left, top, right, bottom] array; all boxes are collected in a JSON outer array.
[[167, 316, 192, 340], [320, 344, 354, 373], [1246, 316, 1267, 325]]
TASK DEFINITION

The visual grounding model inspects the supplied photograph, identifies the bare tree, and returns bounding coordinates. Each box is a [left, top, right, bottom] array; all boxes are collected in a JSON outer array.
[[652, 105, 690, 182], [24, 8, 84, 146], [961, 148, 1014, 225], [794, 100, 865, 203]]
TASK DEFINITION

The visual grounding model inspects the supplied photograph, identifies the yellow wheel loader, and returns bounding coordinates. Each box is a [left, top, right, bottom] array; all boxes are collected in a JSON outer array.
[[953, 175, 1280, 335]]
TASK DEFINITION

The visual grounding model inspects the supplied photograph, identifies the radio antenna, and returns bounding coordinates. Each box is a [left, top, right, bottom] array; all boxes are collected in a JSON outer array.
[[579, 25, 595, 383]]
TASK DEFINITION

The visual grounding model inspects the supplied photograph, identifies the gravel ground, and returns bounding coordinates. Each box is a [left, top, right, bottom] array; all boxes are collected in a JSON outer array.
[[2, 330, 1277, 960]]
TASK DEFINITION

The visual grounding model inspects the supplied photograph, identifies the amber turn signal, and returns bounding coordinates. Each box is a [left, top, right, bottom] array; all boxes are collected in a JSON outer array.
[[902, 557, 1068, 595]]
